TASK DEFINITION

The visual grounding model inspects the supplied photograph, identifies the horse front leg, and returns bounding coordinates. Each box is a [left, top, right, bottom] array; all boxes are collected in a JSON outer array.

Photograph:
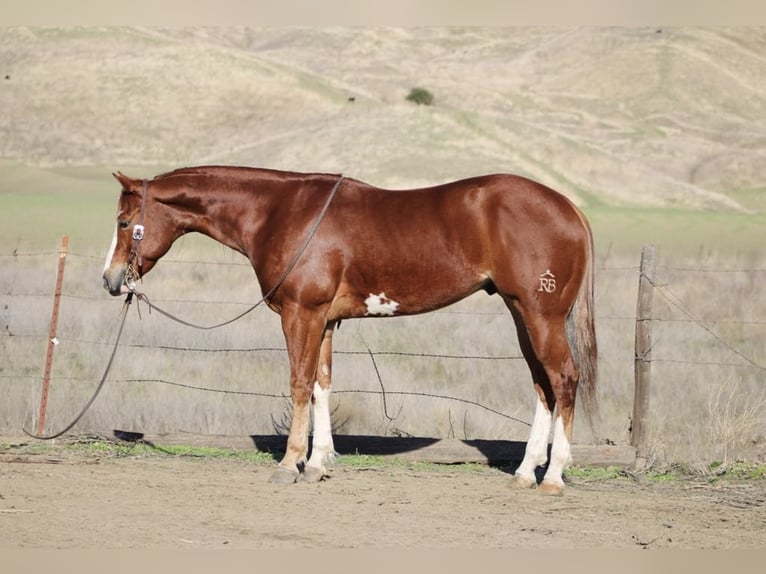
[[300, 321, 337, 483], [268, 307, 327, 484]]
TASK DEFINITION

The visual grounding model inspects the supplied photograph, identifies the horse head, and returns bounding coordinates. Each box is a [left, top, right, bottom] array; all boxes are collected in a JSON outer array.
[[102, 172, 176, 296]]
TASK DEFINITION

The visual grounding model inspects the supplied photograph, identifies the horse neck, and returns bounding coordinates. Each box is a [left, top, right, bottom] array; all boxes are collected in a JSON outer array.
[[155, 175, 264, 257], [157, 169, 332, 269]]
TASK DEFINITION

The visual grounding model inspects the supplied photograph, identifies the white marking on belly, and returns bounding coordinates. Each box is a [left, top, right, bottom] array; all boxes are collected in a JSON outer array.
[[103, 224, 118, 273], [364, 292, 400, 316]]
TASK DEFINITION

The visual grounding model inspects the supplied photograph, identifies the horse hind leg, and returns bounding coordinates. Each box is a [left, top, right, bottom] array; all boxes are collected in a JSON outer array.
[[507, 304, 555, 490], [511, 387, 554, 490], [541, 386, 577, 496], [509, 303, 579, 496], [532, 319, 579, 496]]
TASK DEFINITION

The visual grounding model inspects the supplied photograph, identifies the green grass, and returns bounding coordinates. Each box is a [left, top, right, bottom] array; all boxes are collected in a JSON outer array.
[[644, 461, 766, 482], [0, 161, 171, 252], [565, 462, 766, 483], [563, 465, 626, 482], [0, 437, 492, 474], [78, 440, 279, 463], [6, 436, 765, 480], [585, 205, 766, 258], [2, 160, 763, 258], [704, 461, 766, 481], [4, 437, 765, 484], [0, 436, 277, 463], [336, 452, 491, 474]]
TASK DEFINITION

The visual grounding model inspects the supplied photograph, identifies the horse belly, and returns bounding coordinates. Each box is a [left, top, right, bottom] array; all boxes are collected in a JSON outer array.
[[333, 262, 487, 320]]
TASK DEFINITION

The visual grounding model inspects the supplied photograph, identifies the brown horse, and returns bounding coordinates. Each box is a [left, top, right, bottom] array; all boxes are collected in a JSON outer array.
[[102, 166, 597, 495]]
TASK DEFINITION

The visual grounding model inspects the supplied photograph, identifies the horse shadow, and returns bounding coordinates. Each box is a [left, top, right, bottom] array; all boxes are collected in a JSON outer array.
[[250, 434, 544, 478], [113, 431, 546, 481]]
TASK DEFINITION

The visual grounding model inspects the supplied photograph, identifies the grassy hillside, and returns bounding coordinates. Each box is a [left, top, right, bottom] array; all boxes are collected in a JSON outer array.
[[1, 27, 765, 214]]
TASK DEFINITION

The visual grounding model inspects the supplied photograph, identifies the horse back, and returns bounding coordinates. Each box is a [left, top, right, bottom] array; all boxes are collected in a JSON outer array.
[[311, 174, 591, 318]]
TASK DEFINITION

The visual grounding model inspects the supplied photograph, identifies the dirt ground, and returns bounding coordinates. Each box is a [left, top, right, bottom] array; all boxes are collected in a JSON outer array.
[[1, 436, 764, 550]]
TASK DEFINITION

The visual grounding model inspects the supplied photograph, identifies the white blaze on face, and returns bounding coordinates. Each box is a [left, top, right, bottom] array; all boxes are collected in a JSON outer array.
[[364, 292, 400, 316], [103, 224, 118, 273]]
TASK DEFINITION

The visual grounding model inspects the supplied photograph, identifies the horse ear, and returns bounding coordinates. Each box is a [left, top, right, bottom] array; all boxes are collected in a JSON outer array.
[[112, 171, 138, 193]]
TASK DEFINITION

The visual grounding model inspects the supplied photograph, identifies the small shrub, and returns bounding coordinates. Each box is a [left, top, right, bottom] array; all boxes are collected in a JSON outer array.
[[706, 376, 766, 465], [405, 87, 434, 106]]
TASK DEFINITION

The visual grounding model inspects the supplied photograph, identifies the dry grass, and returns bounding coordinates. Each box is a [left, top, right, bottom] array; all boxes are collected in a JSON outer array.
[[1, 243, 763, 465], [637, 256, 766, 465], [706, 376, 766, 465]]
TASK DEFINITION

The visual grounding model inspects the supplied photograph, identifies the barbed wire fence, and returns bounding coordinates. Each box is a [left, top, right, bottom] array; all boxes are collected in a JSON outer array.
[[1, 245, 535, 440], [629, 246, 765, 466], [1, 242, 764, 460]]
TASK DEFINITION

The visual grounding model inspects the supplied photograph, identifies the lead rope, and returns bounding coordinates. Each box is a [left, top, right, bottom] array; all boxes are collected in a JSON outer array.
[[23, 293, 134, 440], [23, 176, 344, 440], [131, 175, 345, 330]]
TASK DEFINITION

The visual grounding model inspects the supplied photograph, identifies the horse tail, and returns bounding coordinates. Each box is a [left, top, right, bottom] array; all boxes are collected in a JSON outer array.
[[566, 212, 600, 441]]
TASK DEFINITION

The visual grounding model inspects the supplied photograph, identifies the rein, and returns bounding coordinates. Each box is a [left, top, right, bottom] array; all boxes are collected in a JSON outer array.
[[24, 293, 134, 440], [130, 175, 345, 330]]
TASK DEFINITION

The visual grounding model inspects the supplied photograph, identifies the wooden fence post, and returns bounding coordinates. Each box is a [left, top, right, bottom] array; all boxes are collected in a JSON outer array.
[[632, 244, 656, 470], [37, 235, 69, 436]]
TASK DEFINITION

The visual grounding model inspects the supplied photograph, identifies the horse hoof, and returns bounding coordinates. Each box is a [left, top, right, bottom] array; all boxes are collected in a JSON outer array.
[[538, 480, 565, 496], [509, 474, 537, 490], [268, 466, 299, 484], [297, 466, 326, 483]]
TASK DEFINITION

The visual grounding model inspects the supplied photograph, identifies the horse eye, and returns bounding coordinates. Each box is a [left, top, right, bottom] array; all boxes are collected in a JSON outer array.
[[119, 220, 130, 230]]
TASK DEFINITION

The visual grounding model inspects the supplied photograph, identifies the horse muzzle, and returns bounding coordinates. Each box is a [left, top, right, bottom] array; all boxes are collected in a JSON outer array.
[[102, 266, 133, 296]]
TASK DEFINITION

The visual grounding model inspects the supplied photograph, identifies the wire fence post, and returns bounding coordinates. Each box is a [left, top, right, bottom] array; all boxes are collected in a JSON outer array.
[[632, 244, 655, 469], [37, 235, 69, 436]]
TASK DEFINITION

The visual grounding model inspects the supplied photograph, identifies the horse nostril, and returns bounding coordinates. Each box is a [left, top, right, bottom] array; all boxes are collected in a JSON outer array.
[[103, 274, 119, 295]]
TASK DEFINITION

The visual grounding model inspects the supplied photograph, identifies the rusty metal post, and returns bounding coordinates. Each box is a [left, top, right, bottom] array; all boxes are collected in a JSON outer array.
[[37, 236, 69, 436]]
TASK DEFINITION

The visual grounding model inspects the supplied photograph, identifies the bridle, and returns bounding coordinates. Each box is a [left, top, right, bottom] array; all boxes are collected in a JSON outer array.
[[128, 178, 149, 281]]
